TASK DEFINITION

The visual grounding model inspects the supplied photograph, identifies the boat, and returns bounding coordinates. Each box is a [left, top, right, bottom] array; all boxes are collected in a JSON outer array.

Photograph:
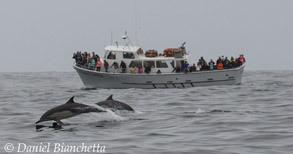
[[73, 35, 245, 89]]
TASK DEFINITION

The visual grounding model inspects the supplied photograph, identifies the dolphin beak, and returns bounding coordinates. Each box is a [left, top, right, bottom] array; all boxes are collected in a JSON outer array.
[[99, 109, 107, 113], [35, 120, 42, 124]]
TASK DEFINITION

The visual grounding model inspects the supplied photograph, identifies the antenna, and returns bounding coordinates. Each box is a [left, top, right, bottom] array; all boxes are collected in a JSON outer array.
[[134, 0, 138, 46], [111, 32, 113, 45]]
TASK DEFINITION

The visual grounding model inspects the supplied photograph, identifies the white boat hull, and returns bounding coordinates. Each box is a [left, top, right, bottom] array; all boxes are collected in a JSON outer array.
[[73, 64, 245, 89]]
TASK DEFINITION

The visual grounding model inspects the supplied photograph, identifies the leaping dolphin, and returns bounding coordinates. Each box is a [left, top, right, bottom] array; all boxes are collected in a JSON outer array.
[[36, 96, 106, 125], [95, 95, 134, 112]]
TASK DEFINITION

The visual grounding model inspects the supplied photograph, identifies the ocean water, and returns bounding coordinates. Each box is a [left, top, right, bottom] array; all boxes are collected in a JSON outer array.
[[0, 71, 293, 154]]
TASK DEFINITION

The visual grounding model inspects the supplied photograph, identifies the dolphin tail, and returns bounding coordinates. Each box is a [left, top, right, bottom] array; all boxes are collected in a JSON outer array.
[[92, 107, 107, 113]]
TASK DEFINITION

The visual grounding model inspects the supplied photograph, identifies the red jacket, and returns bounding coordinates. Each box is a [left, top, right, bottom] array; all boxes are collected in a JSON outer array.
[[96, 60, 102, 67]]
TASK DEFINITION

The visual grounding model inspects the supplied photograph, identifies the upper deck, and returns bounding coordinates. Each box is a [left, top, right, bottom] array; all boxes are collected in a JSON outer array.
[[104, 45, 141, 53], [104, 44, 188, 60]]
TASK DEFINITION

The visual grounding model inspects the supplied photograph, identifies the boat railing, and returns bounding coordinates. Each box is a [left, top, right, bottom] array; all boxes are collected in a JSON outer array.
[[74, 62, 244, 74], [75, 63, 127, 73]]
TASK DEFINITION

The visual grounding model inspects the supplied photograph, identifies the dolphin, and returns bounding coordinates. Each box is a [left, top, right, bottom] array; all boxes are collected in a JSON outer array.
[[36, 96, 106, 125], [95, 95, 134, 112]]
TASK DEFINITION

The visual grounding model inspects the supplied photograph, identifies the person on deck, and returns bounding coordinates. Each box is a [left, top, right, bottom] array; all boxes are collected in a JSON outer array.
[[230, 57, 235, 68], [183, 61, 189, 73], [235, 58, 242, 67], [73, 52, 78, 63], [144, 64, 151, 74], [197, 60, 202, 71], [217, 61, 223, 70], [104, 60, 109, 72], [172, 65, 181, 73], [238, 54, 246, 64], [202, 61, 209, 70], [199, 57, 206, 65], [110, 61, 119, 73], [120, 61, 127, 73], [82, 52, 88, 67], [209, 59, 215, 70], [216, 56, 222, 65], [86, 53, 91, 68], [138, 64, 143, 73], [223, 57, 230, 69], [77, 52, 82, 64], [221, 55, 225, 62], [189, 64, 196, 72], [96, 58, 102, 72], [130, 65, 137, 74], [89, 58, 96, 70]]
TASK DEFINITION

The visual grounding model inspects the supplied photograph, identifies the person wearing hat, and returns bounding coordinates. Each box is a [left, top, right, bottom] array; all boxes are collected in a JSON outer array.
[[110, 60, 119, 73]]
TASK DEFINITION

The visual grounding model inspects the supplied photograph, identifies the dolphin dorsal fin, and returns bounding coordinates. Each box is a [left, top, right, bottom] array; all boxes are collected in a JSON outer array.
[[106, 95, 113, 100], [66, 96, 74, 104]]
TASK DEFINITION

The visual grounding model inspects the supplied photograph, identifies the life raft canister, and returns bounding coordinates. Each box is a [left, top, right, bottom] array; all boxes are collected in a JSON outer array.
[[164, 48, 178, 57], [145, 50, 158, 57]]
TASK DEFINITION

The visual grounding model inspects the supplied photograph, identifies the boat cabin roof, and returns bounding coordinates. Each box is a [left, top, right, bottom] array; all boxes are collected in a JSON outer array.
[[104, 45, 141, 53], [137, 56, 182, 61]]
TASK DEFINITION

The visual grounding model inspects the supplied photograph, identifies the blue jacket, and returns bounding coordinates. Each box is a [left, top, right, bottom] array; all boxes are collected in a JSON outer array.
[[91, 59, 96, 66]]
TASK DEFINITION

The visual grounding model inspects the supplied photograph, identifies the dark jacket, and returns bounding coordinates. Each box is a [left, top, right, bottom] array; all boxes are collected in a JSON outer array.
[[104, 61, 109, 69], [145, 66, 151, 73], [120, 61, 126, 68]]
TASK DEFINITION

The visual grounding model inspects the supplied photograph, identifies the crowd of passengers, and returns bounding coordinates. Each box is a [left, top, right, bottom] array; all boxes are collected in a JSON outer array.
[[73, 51, 106, 72], [73, 51, 245, 74], [171, 54, 245, 73], [193, 55, 245, 71]]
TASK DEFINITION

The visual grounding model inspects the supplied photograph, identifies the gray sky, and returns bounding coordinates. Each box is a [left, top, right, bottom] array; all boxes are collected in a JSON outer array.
[[0, 0, 292, 72]]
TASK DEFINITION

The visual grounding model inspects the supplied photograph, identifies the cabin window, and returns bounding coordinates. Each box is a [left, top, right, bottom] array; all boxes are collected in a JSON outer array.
[[144, 61, 155, 68], [170, 61, 175, 68], [156, 61, 168, 68], [107, 52, 116, 59], [129, 61, 142, 68], [123, 52, 135, 59]]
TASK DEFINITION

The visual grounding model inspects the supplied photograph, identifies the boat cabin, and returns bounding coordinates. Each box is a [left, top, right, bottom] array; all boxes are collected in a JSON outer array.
[[103, 44, 188, 73]]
